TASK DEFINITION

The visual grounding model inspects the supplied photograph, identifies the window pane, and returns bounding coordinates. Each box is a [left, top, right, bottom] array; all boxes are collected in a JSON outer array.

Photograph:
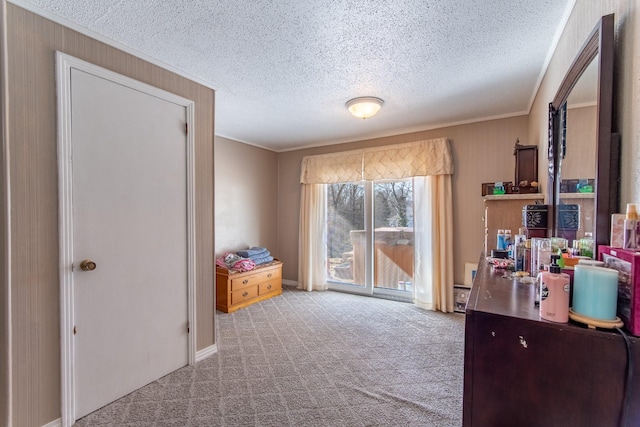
[[326, 183, 365, 285], [373, 181, 414, 291]]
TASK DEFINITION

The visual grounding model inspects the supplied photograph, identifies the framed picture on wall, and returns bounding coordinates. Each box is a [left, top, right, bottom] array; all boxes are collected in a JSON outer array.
[[454, 285, 471, 313]]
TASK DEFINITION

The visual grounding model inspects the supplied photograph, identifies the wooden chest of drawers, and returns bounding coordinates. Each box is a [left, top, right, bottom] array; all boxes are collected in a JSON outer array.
[[215, 260, 283, 313]]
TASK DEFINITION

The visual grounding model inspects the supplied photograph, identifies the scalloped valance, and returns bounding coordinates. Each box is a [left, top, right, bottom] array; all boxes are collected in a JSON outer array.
[[300, 137, 453, 184]]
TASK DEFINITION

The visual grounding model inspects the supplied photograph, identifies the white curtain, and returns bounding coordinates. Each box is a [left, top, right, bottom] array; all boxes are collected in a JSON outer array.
[[413, 175, 454, 312], [298, 138, 454, 312], [297, 183, 328, 291]]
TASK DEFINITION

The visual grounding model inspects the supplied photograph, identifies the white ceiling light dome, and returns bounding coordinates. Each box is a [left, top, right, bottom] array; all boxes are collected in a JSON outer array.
[[346, 97, 384, 119]]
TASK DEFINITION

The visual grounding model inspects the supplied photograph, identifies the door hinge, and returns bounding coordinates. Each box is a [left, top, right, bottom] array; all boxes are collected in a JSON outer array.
[[187, 321, 190, 334], [73, 325, 77, 335], [185, 122, 188, 135]]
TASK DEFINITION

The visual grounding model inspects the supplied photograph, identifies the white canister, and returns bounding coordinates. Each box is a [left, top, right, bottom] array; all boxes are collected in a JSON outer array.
[[572, 265, 619, 320]]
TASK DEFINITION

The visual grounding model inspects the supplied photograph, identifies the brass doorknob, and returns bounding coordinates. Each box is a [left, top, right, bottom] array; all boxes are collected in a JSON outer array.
[[79, 259, 97, 271]]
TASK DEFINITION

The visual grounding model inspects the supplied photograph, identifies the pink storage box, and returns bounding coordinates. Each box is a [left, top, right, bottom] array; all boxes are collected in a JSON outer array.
[[599, 245, 640, 336]]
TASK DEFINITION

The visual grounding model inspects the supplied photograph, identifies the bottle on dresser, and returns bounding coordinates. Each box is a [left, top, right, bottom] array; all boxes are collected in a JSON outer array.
[[539, 254, 570, 323], [623, 203, 638, 249], [497, 229, 506, 250], [514, 228, 527, 271]]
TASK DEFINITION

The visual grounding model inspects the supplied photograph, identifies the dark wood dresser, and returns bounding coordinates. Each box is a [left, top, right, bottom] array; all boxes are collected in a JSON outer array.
[[463, 256, 640, 426]]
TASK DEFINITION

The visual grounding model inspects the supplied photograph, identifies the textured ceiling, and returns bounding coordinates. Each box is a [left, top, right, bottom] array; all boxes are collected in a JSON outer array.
[[16, 0, 573, 151]]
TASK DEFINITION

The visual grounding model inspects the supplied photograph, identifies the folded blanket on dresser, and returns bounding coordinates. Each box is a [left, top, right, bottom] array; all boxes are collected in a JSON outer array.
[[237, 247, 268, 258], [215, 253, 256, 272], [248, 250, 269, 259], [252, 255, 274, 265]]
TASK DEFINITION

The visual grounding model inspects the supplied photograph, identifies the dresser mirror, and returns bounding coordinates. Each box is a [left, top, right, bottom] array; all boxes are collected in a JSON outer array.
[[548, 14, 617, 250]]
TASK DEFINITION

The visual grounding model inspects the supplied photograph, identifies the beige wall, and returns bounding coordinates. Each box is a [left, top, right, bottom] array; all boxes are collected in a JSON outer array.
[[277, 116, 529, 285], [5, 4, 215, 426], [214, 136, 279, 257], [529, 0, 640, 209], [562, 105, 597, 180]]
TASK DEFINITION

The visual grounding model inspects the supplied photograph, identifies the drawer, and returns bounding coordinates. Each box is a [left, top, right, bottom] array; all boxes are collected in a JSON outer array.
[[259, 280, 281, 295], [231, 267, 281, 291], [230, 285, 259, 305]]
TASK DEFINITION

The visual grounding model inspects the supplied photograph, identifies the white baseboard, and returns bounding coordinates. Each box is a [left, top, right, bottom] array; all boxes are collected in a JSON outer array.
[[195, 343, 217, 361], [42, 418, 62, 427], [282, 279, 298, 287]]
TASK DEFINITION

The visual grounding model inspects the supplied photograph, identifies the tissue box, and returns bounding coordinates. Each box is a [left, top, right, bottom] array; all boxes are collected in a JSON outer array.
[[557, 204, 580, 241], [599, 246, 640, 336], [523, 204, 548, 238], [610, 214, 625, 247], [523, 204, 548, 228], [558, 204, 580, 230]]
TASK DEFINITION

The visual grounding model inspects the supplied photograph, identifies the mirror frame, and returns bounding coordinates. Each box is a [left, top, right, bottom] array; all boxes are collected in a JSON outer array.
[[547, 13, 617, 249]]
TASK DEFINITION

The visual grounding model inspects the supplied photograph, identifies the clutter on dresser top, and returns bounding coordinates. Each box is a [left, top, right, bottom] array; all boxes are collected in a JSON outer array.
[[215, 246, 275, 272]]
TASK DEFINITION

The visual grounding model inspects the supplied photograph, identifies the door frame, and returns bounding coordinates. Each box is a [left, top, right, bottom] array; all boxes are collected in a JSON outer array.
[[55, 52, 196, 427]]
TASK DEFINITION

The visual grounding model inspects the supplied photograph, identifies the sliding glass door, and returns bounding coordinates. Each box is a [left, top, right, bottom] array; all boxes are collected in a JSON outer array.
[[373, 181, 414, 298], [326, 182, 366, 288], [326, 180, 414, 301]]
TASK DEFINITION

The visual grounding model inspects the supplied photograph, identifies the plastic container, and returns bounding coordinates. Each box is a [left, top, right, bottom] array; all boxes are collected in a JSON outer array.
[[497, 229, 506, 250], [537, 238, 553, 272], [580, 232, 594, 259], [529, 237, 541, 277]]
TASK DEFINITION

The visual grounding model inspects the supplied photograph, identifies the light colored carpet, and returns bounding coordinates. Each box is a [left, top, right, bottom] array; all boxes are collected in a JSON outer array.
[[75, 287, 465, 426]]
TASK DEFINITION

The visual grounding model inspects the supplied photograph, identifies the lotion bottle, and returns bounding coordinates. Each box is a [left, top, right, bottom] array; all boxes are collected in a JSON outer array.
[[539, 255, 570, 323], [524, 239, 532, 275], [514, 229, 526, 271], [623, 203, 638, 249]]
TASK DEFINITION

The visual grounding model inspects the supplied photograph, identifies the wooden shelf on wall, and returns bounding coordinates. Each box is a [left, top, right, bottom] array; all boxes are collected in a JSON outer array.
[[484, 194, 545, 201], [559, 192, 595, 199]]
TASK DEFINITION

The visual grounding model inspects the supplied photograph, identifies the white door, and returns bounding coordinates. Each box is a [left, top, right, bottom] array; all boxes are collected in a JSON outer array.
[[70, 67, 189, 419]]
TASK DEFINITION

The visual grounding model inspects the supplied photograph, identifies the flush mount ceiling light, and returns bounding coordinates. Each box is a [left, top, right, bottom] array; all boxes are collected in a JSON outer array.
[[346, 96, 384, 119]]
